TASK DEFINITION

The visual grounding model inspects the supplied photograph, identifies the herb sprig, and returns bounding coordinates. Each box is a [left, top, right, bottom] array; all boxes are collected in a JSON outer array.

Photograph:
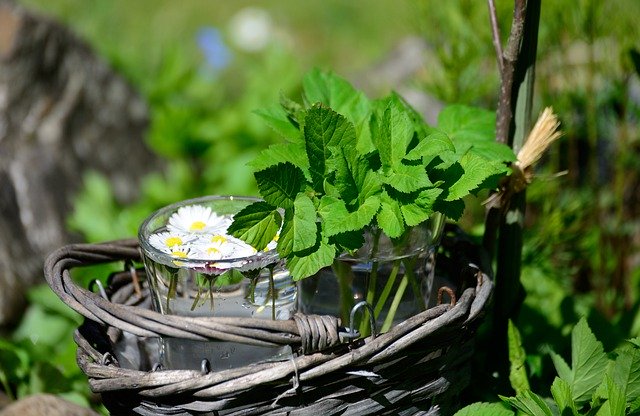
[[229, 69, 515, 280]]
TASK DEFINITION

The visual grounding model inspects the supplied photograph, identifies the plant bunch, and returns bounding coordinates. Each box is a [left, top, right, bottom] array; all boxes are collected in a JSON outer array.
[[456, 318, 640, 415], [229, 69, 515, 280]]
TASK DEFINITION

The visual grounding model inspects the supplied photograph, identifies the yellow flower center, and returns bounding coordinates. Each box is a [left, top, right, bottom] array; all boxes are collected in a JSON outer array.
[[207, 247, 220, 254], [211, 235, 227, 244], [171, 250, 188, 258], [190, 221, 206, 231], [164, 236, 183, 247]]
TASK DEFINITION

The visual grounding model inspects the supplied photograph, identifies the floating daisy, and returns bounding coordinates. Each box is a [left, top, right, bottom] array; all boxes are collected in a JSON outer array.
[[168, 246, 192, 267], [190, 233, 258, 261], [149, 231, 193, 253], [167, 204, 231, 234]]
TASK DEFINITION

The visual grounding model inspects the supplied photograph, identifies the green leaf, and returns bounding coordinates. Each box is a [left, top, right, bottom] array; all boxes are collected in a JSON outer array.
[[405, 131, 456, 165], [376, 191, 405, 239], [328, 145, 382, 206], [508, 320, 531, 395], [228, 201, 281, 251], [254, 162, 306, 209], [248, 143, 310, 179], [602, 374, 627, 416], [329, 230, 364, 252], [552, 318, 610, 405], [286, 240, 336, 280], [502, 390, 554, 416], [446, 153, 509, 201], [253, 106, 301, 142], [433, 198, 466, 221], [383, 163, 432, 194], [13, 304, 75, 348], [551, 351, 573, 387], [598, 346, 640, 405], [214, 269, 245, 287], [285, 193, 319, 254], [318, 195, 381, 237], [304, 105, 357, 191], [551, 377, 578, 416], [437, 104, 515, 162], [400, 188, 442, 227], [571, 318, 610, 404], [453, 402, 515, 416], [302, 69, 370, 128], [371, 96, 414, 170]]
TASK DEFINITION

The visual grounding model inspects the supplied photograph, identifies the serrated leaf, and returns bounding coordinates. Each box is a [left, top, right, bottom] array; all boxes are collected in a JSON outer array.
[[302, 69, 370, 128], [508, 320, 531, 395], [255, 162, 306, 209], [551, 350, 573, 385], [248, 143, 311, 179], [228, 202, 281, 250], [328, 145, 373, 206], [437, 104, 516, 162], [602, 374, 627, 416], [383, 163, 432, 194], [304, 105, 357, 191], [433, 198, 465, 221], [400, 188, 442, 227], [329, 230, 365, 252], [318, 195, 381, 237], [453, 402, 515, 416], [291, 193, 319, 253], [376, 191, 405, 239], [405, 131, 456, 165], [502, 390, 554, 416], [371, 96, 414, 171], [446, 153, 509, 201], [214, 269, 245, 287], [286, 240, 336, 280], [279, 92, 304, 125], [604, 347, 640, 404], [253, 106, 301, 142], [550, 377, 578, 416], [570, 318, 610, 404]]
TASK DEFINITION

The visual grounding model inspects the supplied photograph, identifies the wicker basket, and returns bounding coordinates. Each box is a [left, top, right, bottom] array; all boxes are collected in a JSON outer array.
[[44, 229, 492, 416]]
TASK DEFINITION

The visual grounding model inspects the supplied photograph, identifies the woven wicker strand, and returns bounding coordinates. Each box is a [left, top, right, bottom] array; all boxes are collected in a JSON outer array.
[[45, 237, 492, 415]]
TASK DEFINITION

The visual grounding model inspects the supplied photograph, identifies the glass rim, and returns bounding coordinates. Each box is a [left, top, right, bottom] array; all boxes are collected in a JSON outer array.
[[138, 195, 279, 266]]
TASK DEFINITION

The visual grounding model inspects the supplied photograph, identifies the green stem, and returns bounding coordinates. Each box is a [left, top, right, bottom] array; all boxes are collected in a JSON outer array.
[[404, 256, 426, 311], [332, 259, 355, 325], [380, 273, 409, 333], [190, 287, 202, 311], [166, 274, 177, 311], [372, 259, 401, 318], [359, 228, 382, 336], [269, 267, 276, 321]]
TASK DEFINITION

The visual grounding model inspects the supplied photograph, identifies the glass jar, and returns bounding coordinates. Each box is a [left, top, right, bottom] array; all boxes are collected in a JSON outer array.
[[138, 195, 296, 370], [297, 213, 445, 336]]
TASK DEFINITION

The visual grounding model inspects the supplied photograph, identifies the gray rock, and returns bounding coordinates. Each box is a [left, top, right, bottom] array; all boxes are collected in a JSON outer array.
[[0, 1, 159, 325], [0, 394, 99, 416]]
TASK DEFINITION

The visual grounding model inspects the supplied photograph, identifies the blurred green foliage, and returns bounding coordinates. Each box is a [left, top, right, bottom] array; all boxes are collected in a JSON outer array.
[[3, 0, 640, 413]]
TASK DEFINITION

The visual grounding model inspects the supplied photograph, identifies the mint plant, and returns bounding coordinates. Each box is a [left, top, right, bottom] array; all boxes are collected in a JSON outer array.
[[229, 69, 515, 281], [456, 318, 640, 416]]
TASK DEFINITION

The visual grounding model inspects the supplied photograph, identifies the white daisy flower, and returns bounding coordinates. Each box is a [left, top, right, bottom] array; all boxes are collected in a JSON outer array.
[[168, 245, 193, 267], [167, 204, 231, 234], [149, 231, 193, 253], [190, 234, 258, 261]]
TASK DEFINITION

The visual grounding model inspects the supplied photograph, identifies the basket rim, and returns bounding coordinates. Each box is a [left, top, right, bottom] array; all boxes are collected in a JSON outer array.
[[45, 238, 493, 410]]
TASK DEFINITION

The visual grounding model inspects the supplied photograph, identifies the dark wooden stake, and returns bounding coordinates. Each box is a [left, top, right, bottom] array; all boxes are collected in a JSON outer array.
[[481, 0, 542, 391]]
